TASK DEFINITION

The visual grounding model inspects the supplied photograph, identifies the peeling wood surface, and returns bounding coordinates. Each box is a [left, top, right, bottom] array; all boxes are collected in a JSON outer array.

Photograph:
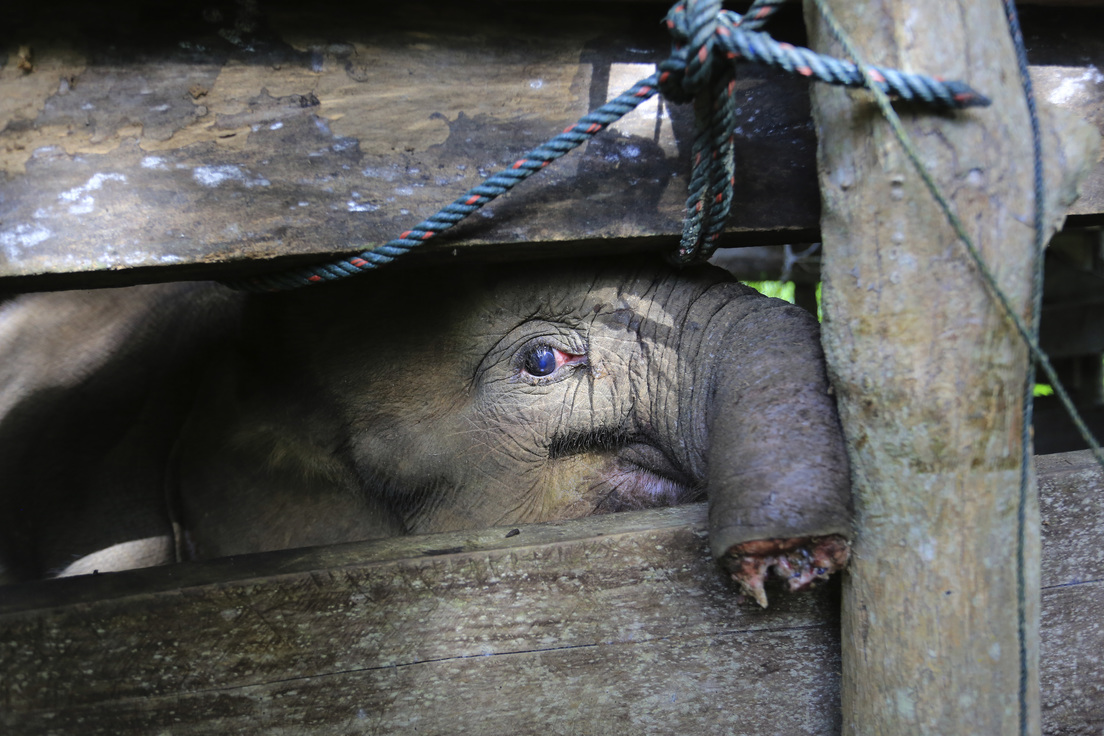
[[0, 2, 1102, 289], [0, 451, 1101, 735]]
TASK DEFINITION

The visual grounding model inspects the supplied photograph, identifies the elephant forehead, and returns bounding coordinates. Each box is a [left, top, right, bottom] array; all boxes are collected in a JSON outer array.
[[586, 289, 679, 337]]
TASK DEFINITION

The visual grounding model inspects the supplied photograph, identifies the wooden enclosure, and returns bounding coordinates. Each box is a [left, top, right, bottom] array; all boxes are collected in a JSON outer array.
[[1, 1, 1101, 289], [2, 1, 1103, 733], [0, 451, 1101, 734]]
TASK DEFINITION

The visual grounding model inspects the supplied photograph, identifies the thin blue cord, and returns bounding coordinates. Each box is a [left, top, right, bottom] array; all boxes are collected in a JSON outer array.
[[1002, 2, 1044, 731]]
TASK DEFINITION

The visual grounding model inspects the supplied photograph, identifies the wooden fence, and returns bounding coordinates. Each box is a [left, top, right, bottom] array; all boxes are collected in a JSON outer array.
[[2, 1, 1103, 733], [0, 451, 1099, 734]]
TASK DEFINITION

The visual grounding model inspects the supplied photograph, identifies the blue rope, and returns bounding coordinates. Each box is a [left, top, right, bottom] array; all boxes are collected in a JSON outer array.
[[1002, 1, 1045, 731], [231, 0, 988, 292]]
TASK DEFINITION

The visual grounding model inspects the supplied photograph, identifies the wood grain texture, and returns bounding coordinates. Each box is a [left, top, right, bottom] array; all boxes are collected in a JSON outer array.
[[804, 0, 1101, 732], [0, 0, 819, 289], [0, 452, 1101, 734], [1, 2, 1102, 288], [1038, 451, 1104, 735], [0, 505, 845, 735]]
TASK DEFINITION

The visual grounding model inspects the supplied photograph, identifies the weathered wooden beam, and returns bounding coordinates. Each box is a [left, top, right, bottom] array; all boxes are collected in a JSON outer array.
[[1036, 450, 1104, 732], [0, 1, 817, 290], [0, 504, 846, 735], [804, 0, 1101, 733], [1, 2, 1103, 289], [0, 450, 1100, 734]]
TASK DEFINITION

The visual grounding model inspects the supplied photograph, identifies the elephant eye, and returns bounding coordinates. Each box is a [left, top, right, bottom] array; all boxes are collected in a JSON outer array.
[[517, 342, 586, 381], [524, 345, 557, 377]]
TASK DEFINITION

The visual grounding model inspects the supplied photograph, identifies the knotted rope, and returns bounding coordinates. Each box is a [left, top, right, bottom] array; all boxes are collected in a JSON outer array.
[[657, 0, 988, 263], [233, 0, 988, 291]]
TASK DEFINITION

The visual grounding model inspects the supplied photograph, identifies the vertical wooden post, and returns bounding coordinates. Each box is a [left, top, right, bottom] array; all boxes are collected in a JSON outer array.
[[802, 0, 1099, 732]]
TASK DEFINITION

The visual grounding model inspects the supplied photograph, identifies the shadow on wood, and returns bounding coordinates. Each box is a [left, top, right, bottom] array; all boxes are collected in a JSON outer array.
[[1, 2, 1103, 289]]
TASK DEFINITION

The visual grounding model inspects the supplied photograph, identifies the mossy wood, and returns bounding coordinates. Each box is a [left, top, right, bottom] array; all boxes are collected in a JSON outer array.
[[0, 451, 1100, 735], [1, 2, 1103, 289], [805, 0, 1101, 733]]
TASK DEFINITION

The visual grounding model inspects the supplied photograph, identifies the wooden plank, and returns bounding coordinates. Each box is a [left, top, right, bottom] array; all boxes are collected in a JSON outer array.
[[1037, 451, 1104, 733], [0, 504, 845, 735], [0, 451, 1101, 734], [0, 0, 818, 290], [1041, 582, 1104, 735], [1037, 451, 1104, 586], [0, 503, 716, 613], [1024, 5, 1104, 222], [1, 2, 1103, 289]]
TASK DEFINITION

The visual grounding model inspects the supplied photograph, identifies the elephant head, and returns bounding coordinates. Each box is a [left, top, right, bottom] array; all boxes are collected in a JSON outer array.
[[0, 255, 850, 605], [174, 256, 851, 605]]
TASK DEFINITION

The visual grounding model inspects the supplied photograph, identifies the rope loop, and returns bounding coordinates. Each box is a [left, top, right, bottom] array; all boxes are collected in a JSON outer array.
[[232, 0, 989, 291], [660, 0, 719, 104], [657, 0, 991, 264], [659, 0, 784, 104]]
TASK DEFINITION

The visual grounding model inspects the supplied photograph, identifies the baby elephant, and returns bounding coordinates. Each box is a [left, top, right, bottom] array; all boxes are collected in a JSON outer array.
[[0, 255, 850, 605]]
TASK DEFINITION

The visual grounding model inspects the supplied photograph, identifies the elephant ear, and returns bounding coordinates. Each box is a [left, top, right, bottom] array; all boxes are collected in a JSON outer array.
[[170, 351, 401, 560]]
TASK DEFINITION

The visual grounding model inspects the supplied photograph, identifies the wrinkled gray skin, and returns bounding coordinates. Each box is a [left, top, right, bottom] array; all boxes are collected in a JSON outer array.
[[0, 256, 850, 605]]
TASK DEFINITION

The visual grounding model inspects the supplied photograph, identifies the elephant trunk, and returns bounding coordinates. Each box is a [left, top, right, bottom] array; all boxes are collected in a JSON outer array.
[[698, 294, 852, 606]]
